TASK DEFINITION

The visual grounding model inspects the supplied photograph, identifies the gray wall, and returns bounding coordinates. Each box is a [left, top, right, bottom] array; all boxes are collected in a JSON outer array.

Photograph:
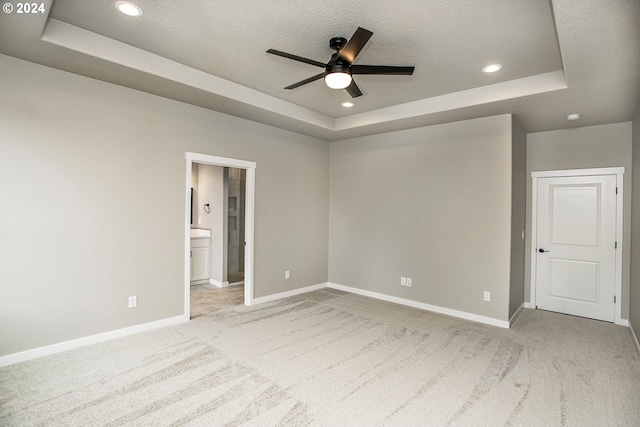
[[0, 55, 330, 356], [509, 118, 527, 318], [525, 123, 633, 318], [329, 115, 515, 322], [631, 108, 640, 336]]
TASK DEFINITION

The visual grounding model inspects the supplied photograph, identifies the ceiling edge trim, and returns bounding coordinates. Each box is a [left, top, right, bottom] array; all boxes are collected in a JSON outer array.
[[334, 71, 568, 131], [39, 19, 567, 137], [41, 19, 334, 131]]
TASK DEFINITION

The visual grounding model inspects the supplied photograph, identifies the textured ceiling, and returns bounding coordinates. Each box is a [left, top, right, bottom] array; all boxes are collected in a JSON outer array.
[[0, 0, 638, 140], [48, 0, 562, 118]]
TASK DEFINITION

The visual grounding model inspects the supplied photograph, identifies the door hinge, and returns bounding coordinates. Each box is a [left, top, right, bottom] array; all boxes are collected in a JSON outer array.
[[616, 187, 618, 195], [614, 295, 617, 303], [615, 241, 618, 249]]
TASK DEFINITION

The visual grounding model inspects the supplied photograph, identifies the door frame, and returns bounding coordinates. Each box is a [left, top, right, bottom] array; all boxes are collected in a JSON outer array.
[[530, 167, 625, 325], [185, 152, 256, 319]]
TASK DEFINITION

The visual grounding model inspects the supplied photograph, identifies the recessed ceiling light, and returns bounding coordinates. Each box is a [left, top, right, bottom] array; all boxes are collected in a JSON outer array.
[[482, 64, 502, 73], [341, 102, 354, 108], [567, 113, 581, 121], [115, 1, 143, 17]]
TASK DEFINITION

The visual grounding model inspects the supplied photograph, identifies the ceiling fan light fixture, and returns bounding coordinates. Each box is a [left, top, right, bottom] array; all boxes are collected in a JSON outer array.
[[115, 1, 143, 17], [325, 72, 352, 89]]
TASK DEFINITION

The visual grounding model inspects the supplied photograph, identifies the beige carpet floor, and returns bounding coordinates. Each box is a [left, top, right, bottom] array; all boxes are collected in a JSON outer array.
[[1, 288, 639, 426]]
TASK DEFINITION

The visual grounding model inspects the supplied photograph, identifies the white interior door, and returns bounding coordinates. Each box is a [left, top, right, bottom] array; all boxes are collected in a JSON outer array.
[[535, 175, 617, 322]]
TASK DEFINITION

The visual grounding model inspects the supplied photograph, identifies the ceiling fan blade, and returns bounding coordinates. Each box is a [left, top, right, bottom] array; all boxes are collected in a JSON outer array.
[[266, 49, 327, 68], [337, 27, 373, 64], [284, 72, 327, 89], [351, 65, 415, 75], [345, 79, 363, 98]]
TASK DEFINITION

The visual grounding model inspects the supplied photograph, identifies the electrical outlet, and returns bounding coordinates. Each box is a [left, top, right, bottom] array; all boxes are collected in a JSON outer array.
[[128, 296, 137, 308], [401, 277, 407, 286], [483, 291, 491, 302], [285, 270, 290, 279], [406, 277, 412, 287]]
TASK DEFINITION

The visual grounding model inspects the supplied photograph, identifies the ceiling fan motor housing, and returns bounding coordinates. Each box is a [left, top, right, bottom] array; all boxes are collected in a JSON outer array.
[[329, 37, 348, 51], [327, 63, 350, 74]]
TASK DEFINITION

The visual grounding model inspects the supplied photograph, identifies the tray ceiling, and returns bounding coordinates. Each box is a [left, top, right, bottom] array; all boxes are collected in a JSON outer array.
[[0, 0, 638, 140]]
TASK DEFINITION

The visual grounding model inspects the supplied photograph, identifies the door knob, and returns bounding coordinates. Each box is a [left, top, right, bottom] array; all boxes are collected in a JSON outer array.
[[538, 248, 550, 253]]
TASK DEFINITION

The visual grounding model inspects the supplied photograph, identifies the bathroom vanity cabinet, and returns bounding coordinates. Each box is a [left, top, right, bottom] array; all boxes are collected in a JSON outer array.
[[190, 229, 211, 285]]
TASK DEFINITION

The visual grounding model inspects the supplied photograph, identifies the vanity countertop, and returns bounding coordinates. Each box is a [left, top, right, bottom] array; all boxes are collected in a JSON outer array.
[[190, 228, 211, 238]]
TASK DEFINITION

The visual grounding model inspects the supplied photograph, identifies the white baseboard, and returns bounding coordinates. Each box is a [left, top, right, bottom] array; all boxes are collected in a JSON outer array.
[[0, 314, 188, 368], [327, 283, 510, 329], [208, 279, 229, 288], [509, 303, 525, 327], [0, 286, 555, 368], [249, 283, 328, 305], [630, 323, 640, 356]]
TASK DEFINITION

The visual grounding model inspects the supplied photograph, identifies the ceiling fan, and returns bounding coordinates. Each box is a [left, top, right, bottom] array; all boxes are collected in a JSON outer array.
[[267, 27, 415, 98]]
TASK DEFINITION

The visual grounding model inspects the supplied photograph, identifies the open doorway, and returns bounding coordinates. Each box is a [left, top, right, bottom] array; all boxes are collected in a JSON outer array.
[[184, 153, 256, 320]]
